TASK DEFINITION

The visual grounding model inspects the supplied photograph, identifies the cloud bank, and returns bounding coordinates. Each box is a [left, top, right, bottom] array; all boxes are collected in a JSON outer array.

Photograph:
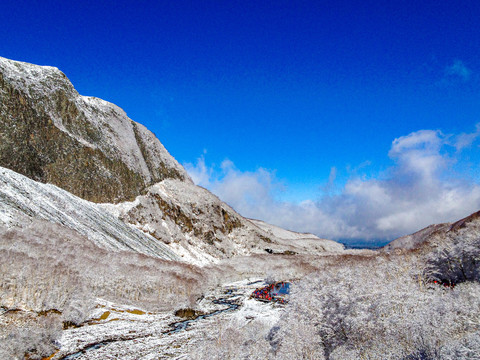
[[184, 127, 480, 242]]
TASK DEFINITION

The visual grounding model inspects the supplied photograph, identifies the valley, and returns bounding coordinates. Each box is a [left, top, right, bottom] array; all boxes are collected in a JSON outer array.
[[1, 56, 479, 359], [53, 279, 276, 360]]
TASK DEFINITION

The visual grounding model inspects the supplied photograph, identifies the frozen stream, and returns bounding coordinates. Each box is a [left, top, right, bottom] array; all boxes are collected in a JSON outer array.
[[53, 279, 280, 360]]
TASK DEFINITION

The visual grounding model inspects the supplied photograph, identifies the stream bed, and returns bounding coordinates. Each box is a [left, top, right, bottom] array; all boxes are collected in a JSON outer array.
[[58, 287, 242, 360]]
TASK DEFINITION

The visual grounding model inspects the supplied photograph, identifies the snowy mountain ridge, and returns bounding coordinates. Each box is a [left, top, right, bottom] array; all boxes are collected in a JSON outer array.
[[249, 218, 326, 240], [101, 180, 344, 265], [382, 209, 480, 253], [0, 56, 189, 182]]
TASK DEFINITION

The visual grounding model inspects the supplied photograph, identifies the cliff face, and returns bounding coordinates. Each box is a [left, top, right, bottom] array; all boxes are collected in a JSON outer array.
[[0, 57, 189, 203]]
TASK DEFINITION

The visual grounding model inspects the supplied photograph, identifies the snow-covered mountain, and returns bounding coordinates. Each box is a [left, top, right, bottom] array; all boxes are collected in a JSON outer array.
[[0, 56, 344, 264], [2, 57, 478, 360], [249, 219, 344, 252], [0, 56, 189, 203], [0, 166, 179, 260], [381, 223, 450, 252], [382, 210, 480, 253], [101, 181, 344, 264]]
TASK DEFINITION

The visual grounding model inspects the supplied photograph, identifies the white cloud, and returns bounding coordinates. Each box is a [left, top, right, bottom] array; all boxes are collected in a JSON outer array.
[[184, 126, 480, 242], [453, 123, 480, 151], [183, 154, 212, 187]]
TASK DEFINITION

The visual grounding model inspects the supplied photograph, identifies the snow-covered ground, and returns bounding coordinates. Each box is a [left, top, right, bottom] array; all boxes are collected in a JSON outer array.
[[51, 279, 281, 360]]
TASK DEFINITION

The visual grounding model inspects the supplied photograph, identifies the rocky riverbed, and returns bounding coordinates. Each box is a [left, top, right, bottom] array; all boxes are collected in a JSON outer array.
[[50, 279, 285, 359]]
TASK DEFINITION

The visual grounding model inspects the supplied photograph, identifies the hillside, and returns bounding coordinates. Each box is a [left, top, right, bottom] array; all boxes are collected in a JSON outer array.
[[101, 180, 344, 265], [0, 56, 344, 263], [249, 219, 344, 252], [0, 165, 179, 260], [381, 223, 450, 252], [382, 210, 480, 285], [382, 210, 480, 253]]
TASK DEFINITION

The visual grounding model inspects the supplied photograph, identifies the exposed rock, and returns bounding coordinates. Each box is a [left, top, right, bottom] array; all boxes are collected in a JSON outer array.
[[100, 179, 276, 264], [101, 179, 345, 264], [174, 308, 205, 320], [0, 56, 189, 203]]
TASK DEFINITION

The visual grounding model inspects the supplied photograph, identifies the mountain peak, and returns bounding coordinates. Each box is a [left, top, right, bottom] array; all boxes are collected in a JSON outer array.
[[0, 56, 190, 203]]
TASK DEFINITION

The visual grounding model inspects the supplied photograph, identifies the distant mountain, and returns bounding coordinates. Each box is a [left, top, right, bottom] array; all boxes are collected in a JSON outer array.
[[249, 219, 344, 252], [382, 210, 480, 253], [0, 56, 344, 263]]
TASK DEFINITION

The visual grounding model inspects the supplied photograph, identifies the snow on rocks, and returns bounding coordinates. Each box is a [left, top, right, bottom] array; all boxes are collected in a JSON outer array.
[[0, 55, 190, 187], [0, 55, 345, 266], [0, 166, 179, 260], [102, 178, 345, 265], [52, 279, 283, 360]]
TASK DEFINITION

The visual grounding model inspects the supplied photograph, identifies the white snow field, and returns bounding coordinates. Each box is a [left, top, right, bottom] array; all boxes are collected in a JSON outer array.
[[51, 279, 281, 360]]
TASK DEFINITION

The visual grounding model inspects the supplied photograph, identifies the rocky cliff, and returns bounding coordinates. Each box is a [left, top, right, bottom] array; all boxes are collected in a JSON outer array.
[[0, 56, 189, 203]]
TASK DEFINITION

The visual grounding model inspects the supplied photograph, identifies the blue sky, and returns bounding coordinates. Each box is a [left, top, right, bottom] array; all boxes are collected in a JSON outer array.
[[2, 1, 480, 243]]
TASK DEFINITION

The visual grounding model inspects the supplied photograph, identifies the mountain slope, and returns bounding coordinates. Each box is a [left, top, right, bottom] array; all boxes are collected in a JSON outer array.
[[0, 56, 344, 264], [0, 56, 190, 203], [381, 223, 450, 252], [101, 180, 344, 265], [249, 219, 344, 252], [382, 210, 480, 253], [0, 166, 179, 260]]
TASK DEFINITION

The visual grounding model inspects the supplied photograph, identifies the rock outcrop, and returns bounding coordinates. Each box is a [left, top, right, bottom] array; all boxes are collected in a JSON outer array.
[[0, 56, 189, 203]]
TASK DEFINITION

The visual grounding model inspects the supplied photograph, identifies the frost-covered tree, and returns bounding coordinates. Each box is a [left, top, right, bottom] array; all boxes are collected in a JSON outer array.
[[272, 255, 480, 359], [424, 227, 480, 285], [0, 221, 214, 358]]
